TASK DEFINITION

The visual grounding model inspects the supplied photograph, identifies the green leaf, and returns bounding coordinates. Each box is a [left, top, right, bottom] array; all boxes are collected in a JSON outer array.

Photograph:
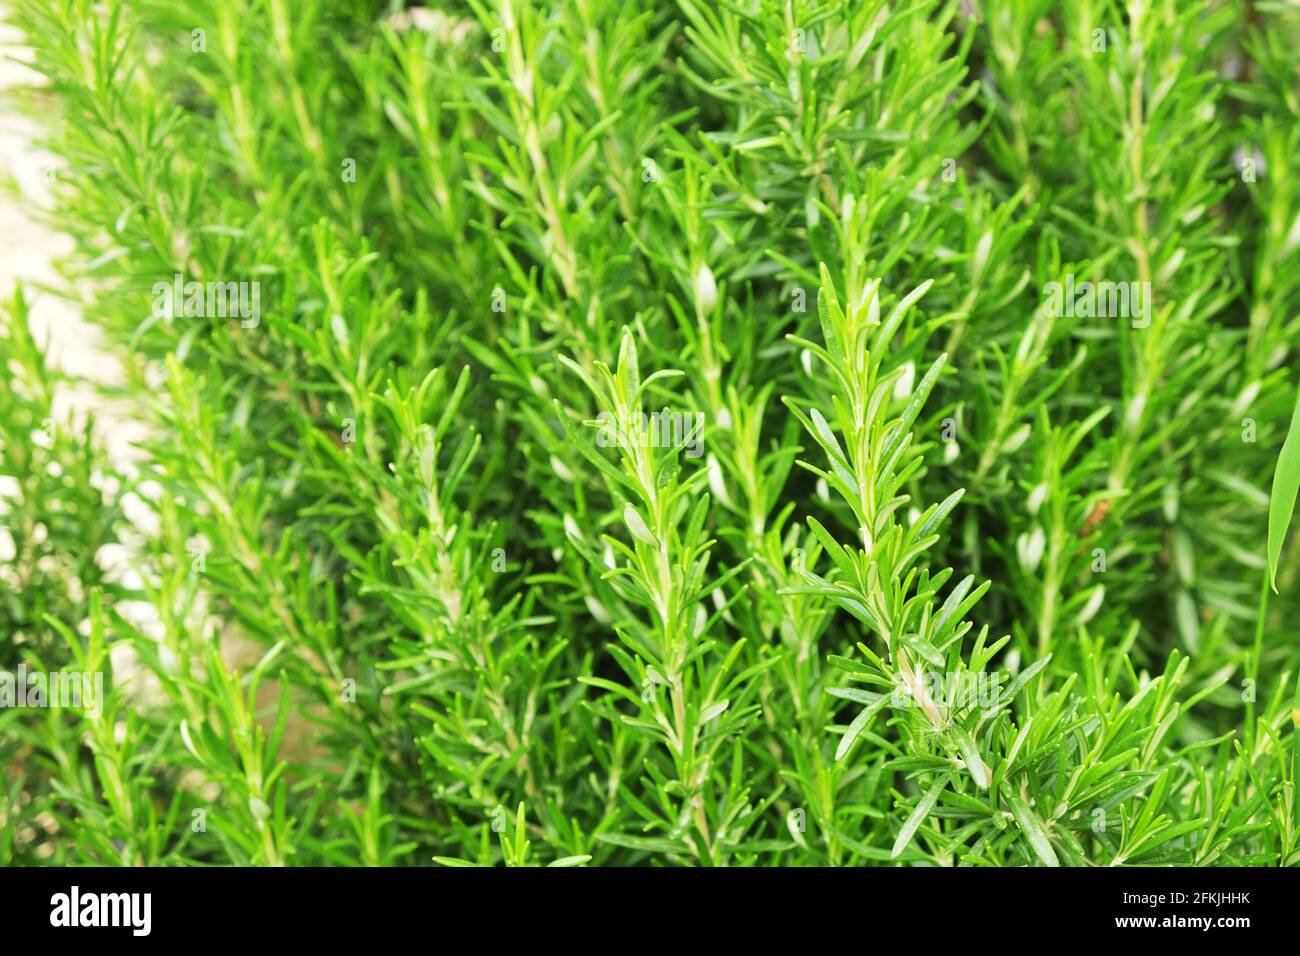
[[951, 727, 990, 790], [835, 693, 892, 762], [1004, 791, 1059, 867], [1267, 379, 1300, 591], [623, 503, 657, 546], [891, 774, 950, 859]]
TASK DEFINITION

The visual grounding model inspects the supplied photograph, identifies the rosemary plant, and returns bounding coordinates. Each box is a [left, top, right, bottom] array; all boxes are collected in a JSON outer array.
[[2, 0, 1300, 867]]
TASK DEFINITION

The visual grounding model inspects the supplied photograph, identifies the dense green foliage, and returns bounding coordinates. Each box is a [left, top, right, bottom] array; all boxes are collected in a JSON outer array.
[[3, 0, 1300, 866]]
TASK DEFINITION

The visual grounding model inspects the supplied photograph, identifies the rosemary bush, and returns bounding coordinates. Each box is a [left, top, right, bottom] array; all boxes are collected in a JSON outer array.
[[3, 0, 1300, 867]]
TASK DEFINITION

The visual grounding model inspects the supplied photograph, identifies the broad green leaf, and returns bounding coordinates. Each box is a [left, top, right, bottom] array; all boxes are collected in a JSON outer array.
[[951, 727, 990, 789], [891, 774, 950, 859], [1267, 380, 1300, 591], [835, 693, 892, 761], [1004, 791, 1060, 867]]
